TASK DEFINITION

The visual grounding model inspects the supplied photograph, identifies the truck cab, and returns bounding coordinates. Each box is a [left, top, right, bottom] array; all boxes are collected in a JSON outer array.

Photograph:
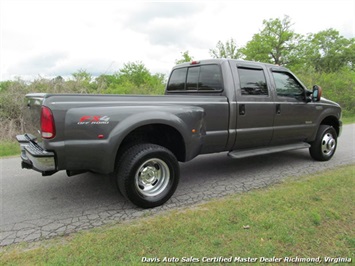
[[166, 59, 341, 156]]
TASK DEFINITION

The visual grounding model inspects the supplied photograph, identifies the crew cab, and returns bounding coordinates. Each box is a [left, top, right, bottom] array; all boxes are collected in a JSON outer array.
[[17, 59, 342, 208]]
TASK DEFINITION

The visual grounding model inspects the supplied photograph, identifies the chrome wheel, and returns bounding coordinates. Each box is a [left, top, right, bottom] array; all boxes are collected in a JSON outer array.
[[117, 144, 179, 208], [321, 132, 336, 156], [309, 125, 337, 161], [135, 158, 170, 197]]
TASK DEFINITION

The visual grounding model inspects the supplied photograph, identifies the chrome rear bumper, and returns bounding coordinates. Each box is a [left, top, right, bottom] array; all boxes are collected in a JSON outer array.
[[16, 134, 57, 176]]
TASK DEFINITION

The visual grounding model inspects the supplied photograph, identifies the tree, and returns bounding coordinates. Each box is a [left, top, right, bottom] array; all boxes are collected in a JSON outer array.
[[70, 69, 94, 93], [344, 38, 355, 70], [209, 38, 241, 59], [72, 69, 92, 83], [118, 61, 151, 87], [102, 61, 165, 95], [305, 29, 355, 72], [175, 50, 194, 64], [240, 15, 303, 67]]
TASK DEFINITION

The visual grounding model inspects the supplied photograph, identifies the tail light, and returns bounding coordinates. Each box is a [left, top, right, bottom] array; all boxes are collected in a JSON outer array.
[[41, 106, 56, 139]]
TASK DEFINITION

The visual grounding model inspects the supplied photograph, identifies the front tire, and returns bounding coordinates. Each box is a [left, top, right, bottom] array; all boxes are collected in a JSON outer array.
[[309, 125, 337, 161], [116, 144, 180, 208]]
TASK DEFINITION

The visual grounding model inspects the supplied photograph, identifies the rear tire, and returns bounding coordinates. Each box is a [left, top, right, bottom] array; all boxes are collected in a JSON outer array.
[[116, 144, 180, 208], [309, 125, 337, 161]]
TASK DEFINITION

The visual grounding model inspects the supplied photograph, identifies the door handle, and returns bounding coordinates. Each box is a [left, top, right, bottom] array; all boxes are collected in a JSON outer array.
[[239, 104, 245, 115], [276, 104, 281, 114]]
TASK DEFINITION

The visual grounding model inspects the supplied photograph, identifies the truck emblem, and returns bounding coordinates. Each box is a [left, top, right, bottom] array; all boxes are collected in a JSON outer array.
[[78, 115, 110, 125]]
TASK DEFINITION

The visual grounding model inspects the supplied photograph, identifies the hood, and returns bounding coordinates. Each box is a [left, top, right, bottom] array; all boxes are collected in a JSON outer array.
[[320, 97, 341, 108]]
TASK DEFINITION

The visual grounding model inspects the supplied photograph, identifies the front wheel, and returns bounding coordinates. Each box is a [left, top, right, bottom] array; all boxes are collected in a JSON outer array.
[[116, 144, 180, 208], [309, 125, 337, 161]]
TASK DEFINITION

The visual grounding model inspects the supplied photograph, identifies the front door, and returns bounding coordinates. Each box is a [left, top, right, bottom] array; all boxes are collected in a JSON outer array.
[[270, 71, 318, 145]]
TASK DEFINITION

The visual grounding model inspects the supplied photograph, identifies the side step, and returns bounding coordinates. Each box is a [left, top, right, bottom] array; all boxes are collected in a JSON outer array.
[[228, 143, 311, 159]]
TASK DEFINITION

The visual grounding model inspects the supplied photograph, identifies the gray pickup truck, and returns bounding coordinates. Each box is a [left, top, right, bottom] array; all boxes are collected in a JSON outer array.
[[17, 59, 342, 208]]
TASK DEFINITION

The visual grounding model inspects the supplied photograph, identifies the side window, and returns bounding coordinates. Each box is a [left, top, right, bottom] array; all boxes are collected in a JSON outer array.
[[167, 68, 187, 91], [167, 65, 223, 92], [238, 67, 268, 96], [272, 72, 304, 98]]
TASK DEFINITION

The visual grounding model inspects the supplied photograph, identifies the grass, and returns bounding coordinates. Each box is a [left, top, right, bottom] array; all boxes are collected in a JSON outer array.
[[342, 113, 355, 124], [0, 141, 20, 157], [0, 165, 354, 265]]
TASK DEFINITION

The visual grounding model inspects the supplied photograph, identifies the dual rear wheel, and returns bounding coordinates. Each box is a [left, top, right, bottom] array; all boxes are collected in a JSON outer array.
[[115, 144, 179, 209]]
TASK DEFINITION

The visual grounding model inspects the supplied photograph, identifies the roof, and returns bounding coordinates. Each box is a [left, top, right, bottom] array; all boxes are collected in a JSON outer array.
[[173, 58, 289, 72]]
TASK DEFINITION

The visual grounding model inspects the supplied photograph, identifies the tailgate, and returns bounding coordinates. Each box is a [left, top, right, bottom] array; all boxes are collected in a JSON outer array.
[[24, 93, 46, 141]]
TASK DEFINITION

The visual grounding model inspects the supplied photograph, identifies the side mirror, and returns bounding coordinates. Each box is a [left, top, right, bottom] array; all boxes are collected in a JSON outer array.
[[312, 85, 322, 102]]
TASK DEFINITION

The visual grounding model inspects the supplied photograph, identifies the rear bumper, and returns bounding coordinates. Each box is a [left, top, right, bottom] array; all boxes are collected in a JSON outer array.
[[16, 134, 57, 176]]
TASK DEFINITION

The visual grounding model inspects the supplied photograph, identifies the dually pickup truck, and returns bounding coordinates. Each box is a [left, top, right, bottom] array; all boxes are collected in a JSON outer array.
[[17, 59, 342, 208]]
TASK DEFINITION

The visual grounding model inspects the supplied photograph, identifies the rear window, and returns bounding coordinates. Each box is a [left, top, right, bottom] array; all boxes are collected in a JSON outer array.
[[238, 67, 268, 96], [167, 65, 223, 92], [167, 68, 187, 91]]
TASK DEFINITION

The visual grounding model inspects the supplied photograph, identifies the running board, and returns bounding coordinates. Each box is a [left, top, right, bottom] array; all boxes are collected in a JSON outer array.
[[228, 143, 311, 159]]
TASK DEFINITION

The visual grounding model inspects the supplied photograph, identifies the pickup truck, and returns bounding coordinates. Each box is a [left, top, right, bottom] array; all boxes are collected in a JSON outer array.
[[17, 59, 342, 208]]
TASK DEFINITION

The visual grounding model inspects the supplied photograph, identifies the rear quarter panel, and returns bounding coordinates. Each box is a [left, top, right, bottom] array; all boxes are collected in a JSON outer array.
[[42, 94, 209, 173]]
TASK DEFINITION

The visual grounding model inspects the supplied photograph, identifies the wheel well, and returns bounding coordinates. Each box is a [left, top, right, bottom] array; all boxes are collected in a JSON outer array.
[[117, 124, 186, 162], [320, 116, 340, 136]]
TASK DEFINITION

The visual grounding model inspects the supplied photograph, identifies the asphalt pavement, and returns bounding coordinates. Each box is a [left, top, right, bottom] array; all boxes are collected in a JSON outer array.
[[1, 124, 354, 246]]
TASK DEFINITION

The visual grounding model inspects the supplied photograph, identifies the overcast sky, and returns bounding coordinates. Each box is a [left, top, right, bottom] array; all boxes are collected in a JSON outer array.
[[1, 0, 354, 81]]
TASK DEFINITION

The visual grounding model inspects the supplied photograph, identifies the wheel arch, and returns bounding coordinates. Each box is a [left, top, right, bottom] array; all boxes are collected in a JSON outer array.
[[320, 115, 340, 137], [107, 107, 205, 174], [116, 123, 186, 164]]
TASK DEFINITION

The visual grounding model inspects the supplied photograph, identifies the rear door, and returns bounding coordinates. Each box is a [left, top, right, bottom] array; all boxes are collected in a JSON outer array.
[[232, 63, 275, 150]]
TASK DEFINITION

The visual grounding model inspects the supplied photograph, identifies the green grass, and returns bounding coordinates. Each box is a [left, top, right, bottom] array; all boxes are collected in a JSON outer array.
[[342, 113, 355, 124], [0, 141, 20, 157], [1, 165, 354, 265]]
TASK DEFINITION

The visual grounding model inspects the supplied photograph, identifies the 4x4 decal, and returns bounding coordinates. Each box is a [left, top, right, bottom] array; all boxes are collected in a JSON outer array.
[[78, 115, 110, 125]]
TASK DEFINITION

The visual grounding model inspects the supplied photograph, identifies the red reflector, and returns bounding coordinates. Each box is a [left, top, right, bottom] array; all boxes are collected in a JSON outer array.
[[190, 61, 200, 65], [41, 106, 56, 139]]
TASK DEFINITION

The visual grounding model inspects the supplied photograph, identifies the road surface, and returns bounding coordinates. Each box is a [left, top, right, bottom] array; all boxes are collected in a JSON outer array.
[[1, 124, 354, 246]]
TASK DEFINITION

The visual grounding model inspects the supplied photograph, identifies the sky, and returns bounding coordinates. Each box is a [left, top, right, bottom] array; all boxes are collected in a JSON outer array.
[[1, 0, 354, 81]]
